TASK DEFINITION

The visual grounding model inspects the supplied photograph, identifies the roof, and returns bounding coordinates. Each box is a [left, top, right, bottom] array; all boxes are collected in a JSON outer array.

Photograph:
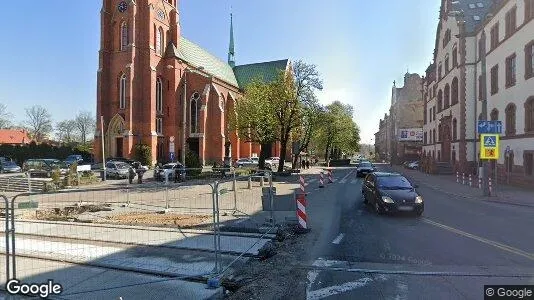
[[233, 59, 289, 88], [451, 0, 501, 33], [166, 38, 289, 90], [0, 129, 31, 144]]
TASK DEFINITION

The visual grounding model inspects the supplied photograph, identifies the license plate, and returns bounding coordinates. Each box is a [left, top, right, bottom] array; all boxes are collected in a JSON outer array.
[[398, 206, 413, 211]]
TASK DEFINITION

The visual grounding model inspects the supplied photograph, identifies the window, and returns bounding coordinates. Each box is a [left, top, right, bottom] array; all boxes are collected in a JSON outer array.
[[424, 108, 427, 124], [444, 84, 450, 108], [156, 117, 163, 134], [490, 108, 499, 121], [478, 75, 483, 100], [490, 64, 499, 95], [190, 92, 201, 133], [452, 118, 457, 140], [424, 132, 428, 144], [443, 29, 451, 48], [437, 90, 443, 112], [525, 152, 534, 176], [479, 113, 484, 121], [505, 6, 517, 37], [452, 47, 458, 67], [490, 23, 499, 50], [433, 105, 436, 121], [451, 77, 459, 105], [429, 108, 433, 122], [119, 74, 126, 109], [505, 103, 516, 135], [478, 37, 485, 59], [438, 124, 442, 141], [438, 64, 443, 80], [506, 54, 516, 88], [526, 97, 534, 132], [156, 77, 163, 113], [120, 22, 128, 51], [525, 41, 534, 79], [526, 0, 534, 21], [445, 56, 450, 73], [433, 129, 436, 143], [156, 27, 164, 55]]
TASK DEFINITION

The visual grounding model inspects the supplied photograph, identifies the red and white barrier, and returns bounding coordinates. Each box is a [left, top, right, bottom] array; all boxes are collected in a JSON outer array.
[[299, 175, 306, 194], [456, 172, 459, 183], [327, 169, 333, 184], [469, 174, 472, 187], [296, 193, 307, 229], [478, 177, 482, 189], [462, 173, 465, 185], [489, 177, 493, 196], [319, 172, 324, 188]]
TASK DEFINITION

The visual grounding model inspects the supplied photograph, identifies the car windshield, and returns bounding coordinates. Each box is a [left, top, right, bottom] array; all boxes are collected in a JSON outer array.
[[4, 161, 16, 166], [115, 163, 130, 169], [359, 163, 372, 168], [377, 176, 413, 190], [162, 164, 175, 169]]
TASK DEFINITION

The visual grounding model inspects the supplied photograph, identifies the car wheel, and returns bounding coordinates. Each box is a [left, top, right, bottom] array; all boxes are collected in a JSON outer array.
[[416, 210, 423, 217], [374, 201, 383, 215]]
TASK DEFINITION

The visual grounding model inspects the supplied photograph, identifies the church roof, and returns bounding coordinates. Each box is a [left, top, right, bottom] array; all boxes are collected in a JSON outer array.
[[166, 37, 289, 90], [233, 60, 289, 88]]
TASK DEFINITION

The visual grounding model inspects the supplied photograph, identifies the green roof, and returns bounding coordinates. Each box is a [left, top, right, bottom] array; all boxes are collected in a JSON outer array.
[[166, 37, 288, 89], [233, 60, 289, 88]]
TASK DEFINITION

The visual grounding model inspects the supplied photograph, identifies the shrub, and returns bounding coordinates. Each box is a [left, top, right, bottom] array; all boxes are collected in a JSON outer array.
[[185, 151, 202, 176], [134, 144, 152, 166]]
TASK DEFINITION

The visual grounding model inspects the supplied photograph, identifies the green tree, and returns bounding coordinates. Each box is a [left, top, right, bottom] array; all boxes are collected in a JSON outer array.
[[291, 100, 324, 169], [230, 80, 278, 170]]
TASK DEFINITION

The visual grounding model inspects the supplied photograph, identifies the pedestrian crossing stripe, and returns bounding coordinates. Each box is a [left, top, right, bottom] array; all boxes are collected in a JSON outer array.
[[483, 136, 496, 147]]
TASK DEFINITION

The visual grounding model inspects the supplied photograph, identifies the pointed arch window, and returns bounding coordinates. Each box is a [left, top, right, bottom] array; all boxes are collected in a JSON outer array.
[[505, 103, 516, 136], [525, 97, 534, 132], [119, 74, 127, 109], [190, 92, 201, 133], [120, 21, 128, 51], [156, 27, 164, 55], [444, 84, 450, 108], [437, 89, 443, 112], [156, 77, 163, 113], [490, 108, 499, 121], [451, 77, 459, 105], [452, 118, 458, 140]]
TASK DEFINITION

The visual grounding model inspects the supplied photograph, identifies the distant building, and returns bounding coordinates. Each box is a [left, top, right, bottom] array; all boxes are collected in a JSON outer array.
[[0, 129, 31, 145]]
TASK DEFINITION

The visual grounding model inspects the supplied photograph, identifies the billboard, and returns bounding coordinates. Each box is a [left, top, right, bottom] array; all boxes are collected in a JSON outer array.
[[398, 128, 423, 141]]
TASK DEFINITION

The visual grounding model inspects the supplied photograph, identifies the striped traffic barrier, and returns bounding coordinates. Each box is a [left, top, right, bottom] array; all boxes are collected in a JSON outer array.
[[456, 172, 459, 183], [299, 175, 306, 194], [469, 174, 472, 187], [489, 177, 493, 196], [327, 169, 333, 184], [478, 177, 482, 189], [296, 193, 307, 230], [319, 172, 324, 188], [462, 173, 465, 185]]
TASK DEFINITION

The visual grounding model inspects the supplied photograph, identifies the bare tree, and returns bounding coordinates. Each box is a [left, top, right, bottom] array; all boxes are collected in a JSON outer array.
[[75, 111, 96, 144], [0, 103, 13, 129], [24, 105, 53, 142], [56, 119, 78, 143]]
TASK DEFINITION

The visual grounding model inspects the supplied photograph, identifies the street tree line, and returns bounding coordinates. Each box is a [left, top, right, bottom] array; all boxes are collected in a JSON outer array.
[[231, 60, 360, 172], [0, 103, 95, 145]]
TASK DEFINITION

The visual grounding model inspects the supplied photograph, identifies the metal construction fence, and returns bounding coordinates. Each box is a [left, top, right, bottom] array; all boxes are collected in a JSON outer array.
[[1, 169, 278, 295]]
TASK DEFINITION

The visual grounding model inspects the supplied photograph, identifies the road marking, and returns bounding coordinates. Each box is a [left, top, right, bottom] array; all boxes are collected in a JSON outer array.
[[350, 179, 359, 184], [339, 170, 355, 183], [306, 277, 373, 300], [423, 218, 534, 260], [331, 233, 345, 245], [307, 270, 320, 292], [339, 178, 347, 184]]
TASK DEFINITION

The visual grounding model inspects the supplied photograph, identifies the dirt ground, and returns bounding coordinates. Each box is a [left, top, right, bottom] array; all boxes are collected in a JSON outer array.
[[102, 212, 213, 227], [224, 226, 309, 300]]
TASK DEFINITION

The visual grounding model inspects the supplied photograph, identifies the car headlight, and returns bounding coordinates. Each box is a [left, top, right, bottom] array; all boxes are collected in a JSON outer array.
[[415, 196, 423, 203], [381, 196, 394, 203]]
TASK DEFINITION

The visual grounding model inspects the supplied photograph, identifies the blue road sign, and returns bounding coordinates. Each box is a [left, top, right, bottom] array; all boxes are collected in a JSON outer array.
[[478, 120, 502, 134], [170, 152, 175, 161], [483, 136, 497, 147]]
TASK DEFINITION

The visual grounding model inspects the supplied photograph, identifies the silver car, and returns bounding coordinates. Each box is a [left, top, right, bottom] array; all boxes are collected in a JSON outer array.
[[105, 161, 130, 179], [0, 161, 21, 173]]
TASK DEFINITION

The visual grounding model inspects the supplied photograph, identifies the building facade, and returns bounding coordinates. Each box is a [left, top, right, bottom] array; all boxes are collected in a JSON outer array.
[[94, 0, 290, 165], [423, 0, 534, 187]]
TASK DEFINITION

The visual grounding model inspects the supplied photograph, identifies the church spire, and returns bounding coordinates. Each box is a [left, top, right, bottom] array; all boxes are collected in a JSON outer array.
[[228, 12, 235, 68]]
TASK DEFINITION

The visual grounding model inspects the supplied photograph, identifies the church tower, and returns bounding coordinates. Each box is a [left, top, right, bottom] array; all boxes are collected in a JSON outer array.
[[95, 0, 181, 163], [228, 13, 236, 68]]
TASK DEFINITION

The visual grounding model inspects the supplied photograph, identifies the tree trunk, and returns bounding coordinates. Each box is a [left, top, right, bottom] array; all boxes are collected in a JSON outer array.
[[258, 143, 270, 170], [278, 130, 290, 173], [292, 154, 300, 170]]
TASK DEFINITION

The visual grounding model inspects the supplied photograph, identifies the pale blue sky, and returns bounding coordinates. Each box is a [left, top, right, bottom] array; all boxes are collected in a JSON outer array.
[[0, 0, 441, 144]]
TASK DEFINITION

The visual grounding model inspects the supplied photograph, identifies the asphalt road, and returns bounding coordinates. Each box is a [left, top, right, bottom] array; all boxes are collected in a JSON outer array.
[[303, 164, 534, 300]]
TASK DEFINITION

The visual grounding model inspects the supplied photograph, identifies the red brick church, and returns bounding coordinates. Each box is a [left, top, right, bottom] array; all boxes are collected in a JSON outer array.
[[94, 0, 290, 165]]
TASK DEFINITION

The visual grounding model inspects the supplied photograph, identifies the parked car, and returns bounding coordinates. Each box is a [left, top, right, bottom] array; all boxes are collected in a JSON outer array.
[[64, 154, 85, 167], [234, 158, 254, 168], [356, 161, 376, 177], [107, 157, 149, 171], [105, 161, 131, 179], [23, 159, 68, 177], [250, 157, 259, 164], [362, 172, 423, 216], [155, 162, 185, 181], [0, 160, 21, 173], [265, 157, 280, 169], [407, 161, 420, 170]]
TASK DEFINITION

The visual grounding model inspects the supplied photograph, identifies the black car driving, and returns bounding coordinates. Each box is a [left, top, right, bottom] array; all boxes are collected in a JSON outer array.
[[362, 172, 424, 216], [356, 161, 376, 177]]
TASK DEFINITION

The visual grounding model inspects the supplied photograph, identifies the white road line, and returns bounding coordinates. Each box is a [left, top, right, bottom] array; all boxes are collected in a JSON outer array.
[[331, 233, 345, 245], [339, 179, 347, 184], [340, 170, 354, 182], [234, 218, 247, 224], [350, 179, 359, 184], [307, 270, 320, 291]]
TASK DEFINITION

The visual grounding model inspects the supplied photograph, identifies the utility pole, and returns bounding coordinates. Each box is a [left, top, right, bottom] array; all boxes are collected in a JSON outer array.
[[480, 30, 490, 196], [182, 70, 188, 167]]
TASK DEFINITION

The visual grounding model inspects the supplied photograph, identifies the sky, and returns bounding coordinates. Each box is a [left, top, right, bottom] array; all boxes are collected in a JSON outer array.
[[0, 0, 441, 144]]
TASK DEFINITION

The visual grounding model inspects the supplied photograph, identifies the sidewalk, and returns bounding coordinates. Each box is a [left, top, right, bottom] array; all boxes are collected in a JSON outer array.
[[391, 166, 534, 208]]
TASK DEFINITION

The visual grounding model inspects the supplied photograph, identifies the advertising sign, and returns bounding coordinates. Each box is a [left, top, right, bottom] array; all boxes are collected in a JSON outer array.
[[398, 128, 423, 141]]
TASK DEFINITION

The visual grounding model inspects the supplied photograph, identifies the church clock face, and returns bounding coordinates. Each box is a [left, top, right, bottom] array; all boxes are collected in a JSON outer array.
[[118, 1, 128, 13]]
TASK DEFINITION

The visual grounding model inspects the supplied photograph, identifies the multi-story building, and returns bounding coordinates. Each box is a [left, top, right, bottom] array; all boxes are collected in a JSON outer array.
[[94, 0, 290, 165], [423, 0, 534, 187], [375, 114, 390, 161]]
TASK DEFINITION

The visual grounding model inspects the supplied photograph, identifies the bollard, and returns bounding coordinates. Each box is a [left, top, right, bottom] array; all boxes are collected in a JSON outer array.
[[296, 192, 307, 230], [319, 172, 324, 188], [327, 169, 333, 184], [247, 176, 252, 189], [462, 173, 465, 185], [469, 174, 472, 187], [488, 177, 493, 196], [478, 177, 482, 189], [456, 172, 459, 183], [299, 175, 306, 194]]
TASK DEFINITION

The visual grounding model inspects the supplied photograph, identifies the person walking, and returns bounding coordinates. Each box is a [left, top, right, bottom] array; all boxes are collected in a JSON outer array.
[[128, 165, 136, 184]]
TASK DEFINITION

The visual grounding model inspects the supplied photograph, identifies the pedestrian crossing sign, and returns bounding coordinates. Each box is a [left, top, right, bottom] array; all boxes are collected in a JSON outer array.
[[480, 134, 499, 160]]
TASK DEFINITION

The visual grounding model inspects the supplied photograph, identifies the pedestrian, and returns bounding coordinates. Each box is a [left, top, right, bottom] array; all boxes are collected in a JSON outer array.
[[301, 160, 305, 170], [306, 160, 310, 169], [128, 166, 136, 184]]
